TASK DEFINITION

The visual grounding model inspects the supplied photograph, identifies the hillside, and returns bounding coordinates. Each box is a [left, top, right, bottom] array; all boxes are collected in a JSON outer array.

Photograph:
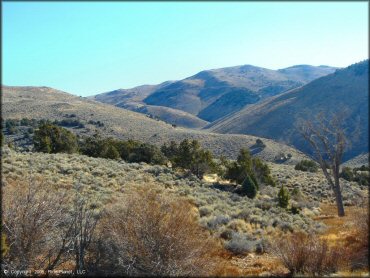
[[92, 64, 336, 123], [342, 153, 369, 168], [129, 104, 209, 129], [2, 85, 308, 164], [208, 60, 369, 162], [3, 146, 367, 250], [3, 146, 368, 275]]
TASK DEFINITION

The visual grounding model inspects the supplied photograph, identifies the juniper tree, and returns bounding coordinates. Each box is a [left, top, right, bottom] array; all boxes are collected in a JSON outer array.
[[242, 175, 257, 199]]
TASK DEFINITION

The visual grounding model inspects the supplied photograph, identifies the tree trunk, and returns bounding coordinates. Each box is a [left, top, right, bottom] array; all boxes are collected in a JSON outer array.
[[333, 186, 345, 217], [333, 166, 345, 217]]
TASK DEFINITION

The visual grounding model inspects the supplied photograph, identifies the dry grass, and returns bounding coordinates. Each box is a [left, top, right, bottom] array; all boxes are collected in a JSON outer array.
[[270, 231, 344, 276], [317, 203, 369, 272]]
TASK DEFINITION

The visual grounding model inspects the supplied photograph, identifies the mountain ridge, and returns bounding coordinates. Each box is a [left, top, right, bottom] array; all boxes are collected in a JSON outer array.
[[92, 63, 337, 125], [208, 60, 369, 162]]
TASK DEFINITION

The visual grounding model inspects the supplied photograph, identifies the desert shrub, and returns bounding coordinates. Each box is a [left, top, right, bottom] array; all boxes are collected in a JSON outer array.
[[355, 165, 369, 171], [278, 185, 290, 208], [271, 232, 343, 276], [96, 186, 222, 276], [225, 232, 256, 255], [340, 166, 369, 186], [346, 208, 369, 270], [114, 139, 134, 160], [252, 157, 276, 186], [54, 118, 85, 128], [225, 149, 275, 188], [295, 159, 318, 172], [160, 140, 178, 160], [199, 206, 213, 217], [33, 123, 78, 154], [79, 133, 114, 158], [242, 175, 257, 199], [290, 205, 301, 215], [2, 176, 104, 273], [100, 143, 120, 160], [353, 171, 369, 186], [255, 138, 266, 148], [128, 143, 167, 165], [88, 120, 104, 127], [214, 155, 230, 178], [161, 139, 217, 178], [80, 135, 165, 164], [5, 119, 19, 129], [2, 177, 70, 270], [225, 149, 257, 186], [206, 215, 231, 230], [340, 166, 354, 181]]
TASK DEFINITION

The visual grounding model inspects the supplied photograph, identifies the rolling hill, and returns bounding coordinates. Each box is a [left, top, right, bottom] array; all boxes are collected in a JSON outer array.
[[208, 60, 369, 162], [92, 64, 336, 124], [2, 85, 309, 164]]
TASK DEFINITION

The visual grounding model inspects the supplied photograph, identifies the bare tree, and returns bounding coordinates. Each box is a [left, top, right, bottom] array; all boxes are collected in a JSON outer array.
[[2, 175, 72, 271], [2, 175, 102, 274], [70, 182, 102, 273], [299, 111, 348, 216]]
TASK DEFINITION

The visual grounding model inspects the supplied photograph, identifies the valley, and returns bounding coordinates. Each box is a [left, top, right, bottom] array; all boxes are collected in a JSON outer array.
[[2, 61, 368, 277]]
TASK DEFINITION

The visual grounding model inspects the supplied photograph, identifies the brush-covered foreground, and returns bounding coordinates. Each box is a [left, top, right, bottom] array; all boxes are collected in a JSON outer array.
[[2, 147, 368, 276]]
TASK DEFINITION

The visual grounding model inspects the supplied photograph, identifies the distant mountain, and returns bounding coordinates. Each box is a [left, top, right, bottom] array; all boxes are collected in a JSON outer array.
[[92, 81, 208, 129], [93, 81, 173, 106], [92, 64, 336, 123], [2, 85, 309, 163], [208, 60, 369, 162], [342, 153, 369, 168]]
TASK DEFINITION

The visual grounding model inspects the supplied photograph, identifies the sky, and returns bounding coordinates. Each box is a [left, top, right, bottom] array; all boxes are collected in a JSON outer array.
[[3, 2, 369, 96]]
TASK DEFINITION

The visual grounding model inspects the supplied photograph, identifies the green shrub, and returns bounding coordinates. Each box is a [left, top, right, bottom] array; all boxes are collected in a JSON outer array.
[[278, 185, 290, 208], [162, 139, 216, 178], [225, 149, 257, 186], [295, 160, 318, 172], [252, 157, 276, 186], [79, 135, 165, 164], [242, 175, 257, 199], [161, 140, 179, 160], [114, 139, 141, 160], [225, 149, 275, 188], [255, 138, 266, 148], [128, 143, 167, 165], [33, 123, 78, 154], [340, 166, 354, 181], [101, 144, 120, 160], [54, 119, 85, 128], [340, 166, 369, 186]]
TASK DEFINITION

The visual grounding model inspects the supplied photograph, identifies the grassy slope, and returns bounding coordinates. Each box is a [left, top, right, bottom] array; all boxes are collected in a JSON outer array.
[[2, 85, 308, 164]]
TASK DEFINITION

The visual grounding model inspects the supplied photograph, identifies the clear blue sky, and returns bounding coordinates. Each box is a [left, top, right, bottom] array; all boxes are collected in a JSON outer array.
[[3, 2, 368, 96]]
